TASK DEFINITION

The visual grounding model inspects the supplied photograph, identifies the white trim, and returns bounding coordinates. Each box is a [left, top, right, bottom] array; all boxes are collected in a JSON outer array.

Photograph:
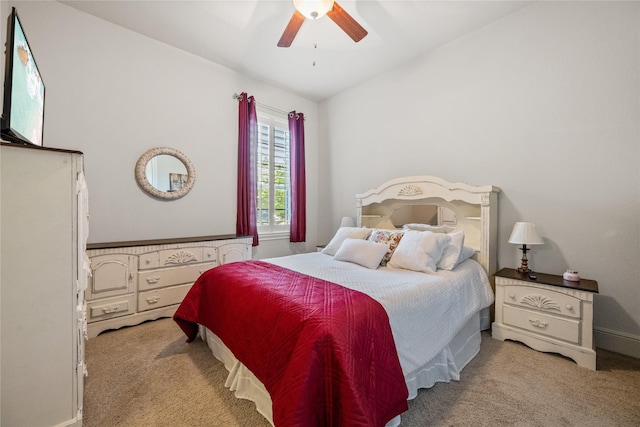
[[594, 326, 640, 359], [53, 416, 81, 427]]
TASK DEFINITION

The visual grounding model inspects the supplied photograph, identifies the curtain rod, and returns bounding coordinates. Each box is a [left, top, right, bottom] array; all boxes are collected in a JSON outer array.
[[233, 93, 290, 116]]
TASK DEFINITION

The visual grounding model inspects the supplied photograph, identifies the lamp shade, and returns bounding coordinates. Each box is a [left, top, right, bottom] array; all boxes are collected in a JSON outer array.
[[340, 216, 355, 228], [294, 0, 334, 19], [508, 222, 544, 245]]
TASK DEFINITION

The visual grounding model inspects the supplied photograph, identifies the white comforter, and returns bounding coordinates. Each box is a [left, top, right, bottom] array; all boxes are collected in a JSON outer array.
[[267, 252, 494, 378]]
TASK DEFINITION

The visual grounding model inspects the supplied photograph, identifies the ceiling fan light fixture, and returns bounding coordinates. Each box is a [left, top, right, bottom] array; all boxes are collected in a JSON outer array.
[[293, 0, 334, 20]]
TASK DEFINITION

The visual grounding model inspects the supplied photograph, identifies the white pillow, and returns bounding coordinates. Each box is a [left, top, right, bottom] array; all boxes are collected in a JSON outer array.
[[457, 246, 476, 265], [322, 227, 371, 256], [388, 230, 451, 273], [334, 238, 389, 269], [437, 231, 465, 270]]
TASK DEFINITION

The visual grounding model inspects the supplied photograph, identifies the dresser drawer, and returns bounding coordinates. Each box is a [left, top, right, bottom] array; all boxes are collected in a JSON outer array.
[[138, 283, 192, 312], [139, 247, 218, 270], [139, 252, 160, 270], [158, 247, 204, 266], [504, 285, 581, 319], [140, 248, 205, 269], [138, 262, 216, 291], [503, 305, 580, 344], [87, 294, 136, 322]]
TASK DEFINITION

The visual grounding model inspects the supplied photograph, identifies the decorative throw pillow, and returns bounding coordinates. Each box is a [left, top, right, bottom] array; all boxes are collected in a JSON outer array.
[[367, 229, 405, 266], [322, 227, 371, 256], [388, 230, 451, 273], [334, 238, 390, 269], [437, 231, 465, 270]]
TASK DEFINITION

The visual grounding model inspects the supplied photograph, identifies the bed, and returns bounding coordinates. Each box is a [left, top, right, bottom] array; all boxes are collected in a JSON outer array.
[[174, 175, 500, 427]]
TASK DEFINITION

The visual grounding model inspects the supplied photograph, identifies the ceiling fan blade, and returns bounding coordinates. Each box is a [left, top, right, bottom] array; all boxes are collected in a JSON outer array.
[[326, 1, 368, 43], [278, 10, 306, 47]]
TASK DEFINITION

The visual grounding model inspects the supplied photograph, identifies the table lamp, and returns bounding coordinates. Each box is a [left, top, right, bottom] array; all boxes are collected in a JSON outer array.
[[508, 222, 544, 274], [340, 216, 355, 228]]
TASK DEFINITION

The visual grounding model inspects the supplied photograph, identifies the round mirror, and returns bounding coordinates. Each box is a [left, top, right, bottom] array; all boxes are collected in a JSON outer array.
[[135, 147, 196, 200]]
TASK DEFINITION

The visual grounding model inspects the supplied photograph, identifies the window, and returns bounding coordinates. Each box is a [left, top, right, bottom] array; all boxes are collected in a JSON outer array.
[[256, 111, 290, 235]]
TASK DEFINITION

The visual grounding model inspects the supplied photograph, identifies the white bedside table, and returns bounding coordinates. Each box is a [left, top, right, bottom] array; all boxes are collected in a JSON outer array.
[[492, 268, 599, 370]]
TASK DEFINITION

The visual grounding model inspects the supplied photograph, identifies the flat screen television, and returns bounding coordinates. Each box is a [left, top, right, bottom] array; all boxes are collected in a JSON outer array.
[[1, 7, 45, 146]]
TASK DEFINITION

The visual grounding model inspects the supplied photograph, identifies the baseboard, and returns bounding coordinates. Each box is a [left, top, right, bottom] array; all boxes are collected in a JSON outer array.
[[594, 326, 640, 359], [53, 415, 81, 427]]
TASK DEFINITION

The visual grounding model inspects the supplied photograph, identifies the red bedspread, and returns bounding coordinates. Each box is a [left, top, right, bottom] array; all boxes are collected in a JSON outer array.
[[174, 260, 408, 427]]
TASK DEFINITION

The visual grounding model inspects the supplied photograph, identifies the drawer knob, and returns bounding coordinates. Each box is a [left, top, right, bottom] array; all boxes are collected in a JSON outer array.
[[145, 259, 151, 264], [146, 296, 161, 304], [565, 304, 573, 311], [508, 293, 516, 299], [146, 276, 160, 284], [529, 319, 548, 329]]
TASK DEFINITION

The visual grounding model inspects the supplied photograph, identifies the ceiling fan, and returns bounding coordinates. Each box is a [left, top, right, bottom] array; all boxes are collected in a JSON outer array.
[[278, 0, 368, 48]]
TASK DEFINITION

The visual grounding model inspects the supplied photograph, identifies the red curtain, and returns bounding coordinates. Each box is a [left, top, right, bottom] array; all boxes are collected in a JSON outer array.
[[289, 111, 306, 242], [236, 92, 259, 246]]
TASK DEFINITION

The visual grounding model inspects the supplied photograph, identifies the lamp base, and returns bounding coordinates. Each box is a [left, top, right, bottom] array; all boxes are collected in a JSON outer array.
[[517, 244, 532, 274]]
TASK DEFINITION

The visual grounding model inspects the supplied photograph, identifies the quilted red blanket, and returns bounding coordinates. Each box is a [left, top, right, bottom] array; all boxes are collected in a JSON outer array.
[[174, 260, 408, 427]]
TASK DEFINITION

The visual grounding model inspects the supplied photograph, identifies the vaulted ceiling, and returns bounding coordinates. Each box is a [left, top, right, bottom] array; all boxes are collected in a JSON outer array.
[[61, 1, 532, 101]]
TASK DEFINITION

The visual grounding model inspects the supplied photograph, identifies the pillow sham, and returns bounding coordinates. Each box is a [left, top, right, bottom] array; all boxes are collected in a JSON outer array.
[[437, 231, 465, 270], [403, 223, 455, 234], [457, 246, 476, 265], [387, 230, 451, 273], [367, 229, 404, 266], [322, 227, 371, 256], [334, 238, 390, 269]]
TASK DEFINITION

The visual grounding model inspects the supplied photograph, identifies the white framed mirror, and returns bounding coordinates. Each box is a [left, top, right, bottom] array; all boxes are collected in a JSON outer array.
[[135, 147, 196, 200]]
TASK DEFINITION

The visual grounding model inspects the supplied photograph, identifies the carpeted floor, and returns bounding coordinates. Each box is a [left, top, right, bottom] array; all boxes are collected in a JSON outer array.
[[83, 318, 640, 426]]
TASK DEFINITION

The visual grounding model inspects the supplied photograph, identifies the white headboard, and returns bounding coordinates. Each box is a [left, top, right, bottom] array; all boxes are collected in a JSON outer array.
[[355, 176, 500, 276]]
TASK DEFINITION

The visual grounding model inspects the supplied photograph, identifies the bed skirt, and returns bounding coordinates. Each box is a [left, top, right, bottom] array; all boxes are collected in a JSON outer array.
[[199, 308, 487, 427]]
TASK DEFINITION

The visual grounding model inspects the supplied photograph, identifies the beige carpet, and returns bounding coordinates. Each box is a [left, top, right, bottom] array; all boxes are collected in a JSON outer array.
[[84, 318, 640, 426]]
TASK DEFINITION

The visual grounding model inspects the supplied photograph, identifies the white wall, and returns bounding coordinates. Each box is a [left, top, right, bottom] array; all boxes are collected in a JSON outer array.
[[320, 1, 640, 354], [4, 1, 319, 259]]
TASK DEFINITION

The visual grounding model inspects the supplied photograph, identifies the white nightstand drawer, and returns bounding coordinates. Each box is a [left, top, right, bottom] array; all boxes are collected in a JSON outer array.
[[138, 262, 216, 291], [138, 283, 192, 311], [504, 285, 582, 319], [503, 305, 580, 344]]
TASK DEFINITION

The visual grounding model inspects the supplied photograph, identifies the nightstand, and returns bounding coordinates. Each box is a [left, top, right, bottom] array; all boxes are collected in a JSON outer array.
[[492, 268, 598, 370]]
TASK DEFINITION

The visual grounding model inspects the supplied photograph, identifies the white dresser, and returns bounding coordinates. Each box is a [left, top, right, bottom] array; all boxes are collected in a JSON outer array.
[[1, 143, 89, 426], [492, 268, 599, 370], [85, 235, 252, 338]]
